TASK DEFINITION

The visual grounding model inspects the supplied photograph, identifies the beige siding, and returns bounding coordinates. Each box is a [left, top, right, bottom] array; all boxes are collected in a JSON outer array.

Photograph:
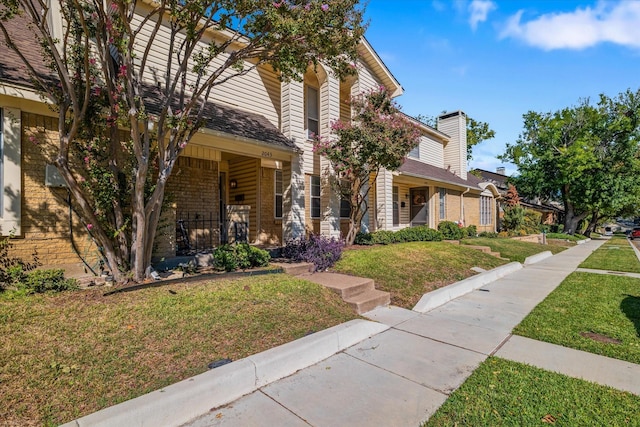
[[418, 134, 445, 168], [438, 112, 467, 180], [131, 9, 280, 127], [228, 158, 259, 242], [257, 167, 282, 244], [355, 61, 382, 93]]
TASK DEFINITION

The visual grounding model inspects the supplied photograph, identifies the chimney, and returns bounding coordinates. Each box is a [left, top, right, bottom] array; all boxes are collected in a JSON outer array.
[[496, 167, 506, 175], [437, 111, 467, 180]]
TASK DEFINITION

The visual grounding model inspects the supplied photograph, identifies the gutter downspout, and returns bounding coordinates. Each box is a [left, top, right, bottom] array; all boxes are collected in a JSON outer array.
[[460, 187, 470, 226]]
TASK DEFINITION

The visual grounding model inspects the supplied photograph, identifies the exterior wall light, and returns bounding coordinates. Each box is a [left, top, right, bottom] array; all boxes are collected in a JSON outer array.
[[230, 179, 238, 189]]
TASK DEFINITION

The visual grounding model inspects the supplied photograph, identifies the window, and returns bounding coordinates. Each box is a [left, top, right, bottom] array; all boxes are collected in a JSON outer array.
[[392, 186, 399, 226], [439, 188, 446, 220], [310, 175, 320, 218], [306, 86, 319, 139], [339, 181, 350, 218], [275, 170, 283, 219], [480, 196, 492, 225], [408, 143, 420, 159]]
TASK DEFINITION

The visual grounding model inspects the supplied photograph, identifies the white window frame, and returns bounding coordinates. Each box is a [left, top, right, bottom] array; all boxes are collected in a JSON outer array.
[[310, 175, 321, 218], [274, 170, 283, 219], [408, 143, 420, 159], [306, 86, 319, 139], [480, 196, 492, 225], [392, 186, 399, 226], [439, 188, 446, 220], [0, 107, 22, 236]]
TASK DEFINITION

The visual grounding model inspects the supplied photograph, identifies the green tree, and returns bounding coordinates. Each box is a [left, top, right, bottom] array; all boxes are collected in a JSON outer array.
[[0, 0, 365, 282], [466, 117, 495, 161], [313, 87, 421, 245], [501, 89, 640, 235]]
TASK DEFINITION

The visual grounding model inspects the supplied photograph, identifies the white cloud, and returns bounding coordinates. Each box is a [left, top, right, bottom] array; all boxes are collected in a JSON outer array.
[[500, 1, 640, 50], [432, 0, 446, 12], [452, 65, 469, 76], [469, 0, 497, 30]]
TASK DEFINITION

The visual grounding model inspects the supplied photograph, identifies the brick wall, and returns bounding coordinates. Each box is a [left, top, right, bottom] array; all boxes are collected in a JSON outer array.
[[8, 112, 102, 268], [166, 156, 219, 250]]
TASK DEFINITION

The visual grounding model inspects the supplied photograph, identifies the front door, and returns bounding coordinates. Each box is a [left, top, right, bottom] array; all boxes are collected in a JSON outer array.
[[410, 187, 429, 226]]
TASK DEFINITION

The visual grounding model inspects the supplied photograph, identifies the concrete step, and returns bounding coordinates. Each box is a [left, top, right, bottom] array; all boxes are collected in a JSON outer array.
[[490, 251, 502, 258], [464, 245, 503, 259], [299, 272, 376, 299], [344, 289, 391, 314], [271, 262, 315, 275]]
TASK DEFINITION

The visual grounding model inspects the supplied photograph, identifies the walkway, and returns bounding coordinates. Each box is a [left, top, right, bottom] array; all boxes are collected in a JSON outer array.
[[64, 239, 640, 427], [183, 239, 639, 426]]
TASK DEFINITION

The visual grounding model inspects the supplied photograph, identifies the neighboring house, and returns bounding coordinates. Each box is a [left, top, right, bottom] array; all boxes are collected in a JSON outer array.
[[474, 168, 562, 229], [0, 2, 498, 270]]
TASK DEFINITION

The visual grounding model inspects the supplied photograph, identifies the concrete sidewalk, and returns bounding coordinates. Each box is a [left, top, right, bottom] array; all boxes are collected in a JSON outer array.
[[66, 239, 640, 427], [182, 239, 613, 427]]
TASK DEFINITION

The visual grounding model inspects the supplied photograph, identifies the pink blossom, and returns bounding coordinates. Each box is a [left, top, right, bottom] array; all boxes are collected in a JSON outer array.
[[84, 156, 90, 164], [273, 1, 284, 8], [87, 223, 94, 231], [321, 4, 329, 11], [28, 135, 38, 144]]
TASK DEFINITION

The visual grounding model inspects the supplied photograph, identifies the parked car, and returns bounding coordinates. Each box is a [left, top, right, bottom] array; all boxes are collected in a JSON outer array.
[[604, 226, 613, 236], [630, 227, 640, 240]]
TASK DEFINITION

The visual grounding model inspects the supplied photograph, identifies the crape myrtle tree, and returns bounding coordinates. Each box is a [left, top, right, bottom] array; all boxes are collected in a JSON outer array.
[[313, 87, 422, 245], [501, 89, 640, 235], [0, 0, 365, 282]]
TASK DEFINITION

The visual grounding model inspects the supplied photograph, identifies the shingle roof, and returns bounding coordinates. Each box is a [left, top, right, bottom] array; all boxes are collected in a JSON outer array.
[[1, 16, 297, 152], [398, 158, 482, 190]]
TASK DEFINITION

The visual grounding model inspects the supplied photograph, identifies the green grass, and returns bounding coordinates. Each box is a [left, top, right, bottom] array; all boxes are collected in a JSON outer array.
[[514, 272, 640, 364], [334, 242, 508, 308], [425, 357, 640, 426], [0, 274, 358, 426], [579, 236, 640, 273], [546, 232, 587, 241], [460, 237, 568, 263]]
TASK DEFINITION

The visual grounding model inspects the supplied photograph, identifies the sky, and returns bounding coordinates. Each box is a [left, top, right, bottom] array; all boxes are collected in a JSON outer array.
[[362, 0, 640, 176]]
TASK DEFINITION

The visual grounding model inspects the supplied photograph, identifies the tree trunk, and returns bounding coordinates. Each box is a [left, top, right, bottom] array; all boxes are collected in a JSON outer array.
[[563, 202, 588, 235], [583, 211, 599, 237]]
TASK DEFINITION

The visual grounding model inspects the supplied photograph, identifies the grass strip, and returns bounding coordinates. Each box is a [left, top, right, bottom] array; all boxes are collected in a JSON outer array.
[[514, 272, 640, 364], [460, 237, 568, 263], [579, 236, 640, 273], [334, 241, 507, 308], [425, 357, 640, 426], [0, 274, 358, 426]]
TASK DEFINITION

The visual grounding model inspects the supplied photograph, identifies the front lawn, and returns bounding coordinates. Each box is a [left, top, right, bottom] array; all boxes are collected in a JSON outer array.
[[579, 236, 640, 273], [460, 237, 568, 263], [0, 274, 358, 426], [334, 242, 508, 308], [514, 272, 640, 364], [425, 357, 640, 426]]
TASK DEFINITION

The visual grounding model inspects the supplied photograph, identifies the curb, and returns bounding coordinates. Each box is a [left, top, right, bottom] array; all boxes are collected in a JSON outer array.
[[524, 250, 553, 265], [60, 319, 389, 427], [412, 261, 523, 313]]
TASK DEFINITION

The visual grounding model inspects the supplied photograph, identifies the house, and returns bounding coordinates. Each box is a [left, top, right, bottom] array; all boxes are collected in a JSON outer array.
[[474, 168, 562, 229], [0, 1, 498, 271]]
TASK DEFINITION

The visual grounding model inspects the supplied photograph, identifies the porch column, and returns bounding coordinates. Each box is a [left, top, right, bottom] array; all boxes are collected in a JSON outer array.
[[319, 72, 341, 238], [281, 80, 306, 239], [375, 168, 393, 230]]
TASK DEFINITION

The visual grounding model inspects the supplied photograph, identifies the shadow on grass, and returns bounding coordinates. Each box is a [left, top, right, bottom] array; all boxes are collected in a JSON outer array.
[[621, 294, 640, 338]]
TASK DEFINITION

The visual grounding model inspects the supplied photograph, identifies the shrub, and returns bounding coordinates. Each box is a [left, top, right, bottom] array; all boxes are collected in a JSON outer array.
[[438, 221, 464, 240], [212, 244, 270, 272], [248, 245, 271, 267], [502, 205, 526, 232], [478, 231, 499, 238], [463, 225, 477, 238], [354, 232, 373, 245], [283, 234, 344, 272], [23, 269, 79, 293], [0, 236, 39, 291], [395, 226, 443, 242], [523, 209, 542, 233]]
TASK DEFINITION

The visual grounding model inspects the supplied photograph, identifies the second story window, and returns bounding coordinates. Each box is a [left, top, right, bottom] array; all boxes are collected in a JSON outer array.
[[306, 86, 319, 139]]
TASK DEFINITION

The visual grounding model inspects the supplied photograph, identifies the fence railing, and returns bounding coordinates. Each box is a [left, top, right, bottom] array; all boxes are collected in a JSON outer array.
[[176, 212, 249, 255]]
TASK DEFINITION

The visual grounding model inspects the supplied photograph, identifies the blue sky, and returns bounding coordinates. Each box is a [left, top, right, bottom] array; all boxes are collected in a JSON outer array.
[[362, 0, 640, 176]]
